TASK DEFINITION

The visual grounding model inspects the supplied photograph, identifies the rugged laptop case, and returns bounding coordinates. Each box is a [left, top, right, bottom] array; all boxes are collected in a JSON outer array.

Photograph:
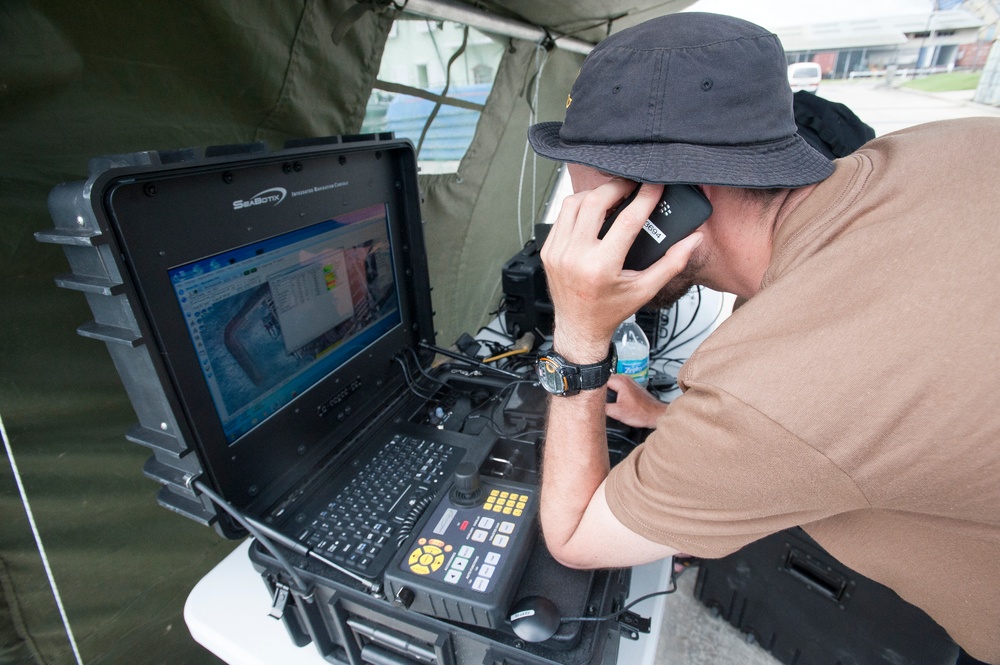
[[37, 135, 634, 665]]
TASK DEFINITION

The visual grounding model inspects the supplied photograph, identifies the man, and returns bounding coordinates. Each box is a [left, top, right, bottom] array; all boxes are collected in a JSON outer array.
[[527, 12, 999, 664]]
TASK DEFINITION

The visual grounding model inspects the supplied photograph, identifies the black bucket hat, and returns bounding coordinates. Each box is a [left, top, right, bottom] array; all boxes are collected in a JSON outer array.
[[528, 13, 835, 188]]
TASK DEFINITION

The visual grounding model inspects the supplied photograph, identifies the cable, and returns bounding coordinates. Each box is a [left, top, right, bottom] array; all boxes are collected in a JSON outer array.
[[561, 556, 701, 624], [563, 588, 676, 624], [416, 26, 469, 158], [517, 41, 550, 247], [394, 354, 438, 401], [192, 480, 382, 596], [482, 347, 529, 363], [191, 480, 311, 594], [1, 413, 84, 665], [419, 341, 523, 379], [464, 379, 540, 441], [664, 286, 704, 347], [657, 289, 727, 358], [483, 331, 535, 364], [480, 302, 516, 344], [405, 347, 468, 395]]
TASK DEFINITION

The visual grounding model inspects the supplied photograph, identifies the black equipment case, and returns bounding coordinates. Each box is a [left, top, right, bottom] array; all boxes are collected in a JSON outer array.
[[36, 135, 633, 665], [501, 224, 553, 339], [695, 527, 959, 665]]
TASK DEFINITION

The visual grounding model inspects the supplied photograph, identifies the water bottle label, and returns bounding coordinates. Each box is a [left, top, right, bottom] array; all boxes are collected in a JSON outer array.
[[616, 357, 648, 384]]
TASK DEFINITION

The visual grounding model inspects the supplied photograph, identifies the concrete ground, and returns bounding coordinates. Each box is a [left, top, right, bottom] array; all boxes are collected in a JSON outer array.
[[654, 570, 782, 665], [811, 79, 1000, 136], [647, 79, 999, 665]]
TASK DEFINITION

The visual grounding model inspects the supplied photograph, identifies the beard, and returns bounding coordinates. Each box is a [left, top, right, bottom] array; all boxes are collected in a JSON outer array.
[[646, 267, 696, 310], [645, 249, 704, 310]]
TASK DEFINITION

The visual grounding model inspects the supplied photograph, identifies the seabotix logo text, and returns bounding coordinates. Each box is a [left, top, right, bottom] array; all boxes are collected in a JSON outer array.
[[233, 187, 287, 210]]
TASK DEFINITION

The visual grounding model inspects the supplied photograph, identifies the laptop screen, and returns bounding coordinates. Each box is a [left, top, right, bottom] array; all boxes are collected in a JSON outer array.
[[168, 204, 401, 443]]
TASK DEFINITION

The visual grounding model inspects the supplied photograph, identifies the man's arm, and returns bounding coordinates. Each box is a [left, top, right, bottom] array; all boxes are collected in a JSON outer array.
[[537, 178, 702, 569], [540, 387, 681, 568]]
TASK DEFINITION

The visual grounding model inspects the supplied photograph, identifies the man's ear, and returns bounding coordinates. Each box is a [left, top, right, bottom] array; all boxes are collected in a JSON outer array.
[[698, 185, 718, 205]]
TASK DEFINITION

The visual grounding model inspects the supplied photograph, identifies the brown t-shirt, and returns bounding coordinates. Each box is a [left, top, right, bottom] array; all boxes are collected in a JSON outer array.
[[606, 118, 1000, 662]]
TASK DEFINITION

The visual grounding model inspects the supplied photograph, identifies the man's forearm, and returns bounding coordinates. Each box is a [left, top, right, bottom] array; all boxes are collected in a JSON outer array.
[[539, 387, 611, 563]]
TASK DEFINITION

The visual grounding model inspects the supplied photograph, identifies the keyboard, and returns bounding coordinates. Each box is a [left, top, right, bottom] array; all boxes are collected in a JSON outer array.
[[296, 434, 459, 576]]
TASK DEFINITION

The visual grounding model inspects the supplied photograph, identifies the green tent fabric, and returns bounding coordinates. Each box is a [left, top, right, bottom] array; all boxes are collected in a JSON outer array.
[[0, 1, 585, 662], [1, 0, 707, 658], [0, 3, 394, 662]]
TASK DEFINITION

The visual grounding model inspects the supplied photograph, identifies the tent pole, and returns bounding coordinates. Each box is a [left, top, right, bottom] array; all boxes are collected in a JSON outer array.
[[401, 0, 595, 54]]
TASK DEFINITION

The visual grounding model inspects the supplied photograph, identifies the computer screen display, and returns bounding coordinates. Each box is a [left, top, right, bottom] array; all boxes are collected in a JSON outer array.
[[168, 203, 401, 443]]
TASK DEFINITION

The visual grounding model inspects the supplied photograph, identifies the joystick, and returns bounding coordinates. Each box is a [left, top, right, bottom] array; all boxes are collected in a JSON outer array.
[[450, 461, 484, 507]]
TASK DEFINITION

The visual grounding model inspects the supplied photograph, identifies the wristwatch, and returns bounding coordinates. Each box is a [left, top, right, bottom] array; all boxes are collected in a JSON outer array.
[[535, 343, 617, 396]]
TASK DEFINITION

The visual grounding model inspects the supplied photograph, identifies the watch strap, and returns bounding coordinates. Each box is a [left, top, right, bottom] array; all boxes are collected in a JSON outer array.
[[538, 342, 617, 395], [576, 345, 616, 390]]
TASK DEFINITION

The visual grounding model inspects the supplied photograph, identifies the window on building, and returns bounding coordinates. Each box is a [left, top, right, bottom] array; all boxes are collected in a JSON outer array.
[[361, 19, 505, 174]]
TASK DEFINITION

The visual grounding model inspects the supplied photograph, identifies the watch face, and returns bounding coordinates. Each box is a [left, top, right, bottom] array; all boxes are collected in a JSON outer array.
[[536, 356, 567, 395]]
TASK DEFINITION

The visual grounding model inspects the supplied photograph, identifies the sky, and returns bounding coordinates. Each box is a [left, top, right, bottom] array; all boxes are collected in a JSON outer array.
[[684, 0, 937, 29]]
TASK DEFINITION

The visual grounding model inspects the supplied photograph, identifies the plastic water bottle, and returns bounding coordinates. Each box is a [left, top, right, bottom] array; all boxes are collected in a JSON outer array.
[[613, 314, 650, 386]]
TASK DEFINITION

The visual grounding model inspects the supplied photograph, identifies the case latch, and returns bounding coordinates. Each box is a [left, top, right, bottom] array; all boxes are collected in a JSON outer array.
[[269, 583, 292, 620], [617, 610, 652, 640]]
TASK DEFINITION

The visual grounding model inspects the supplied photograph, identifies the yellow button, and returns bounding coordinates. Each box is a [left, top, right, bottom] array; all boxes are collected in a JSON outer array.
[[503, 508, 512, 514], [490, 489, 499, 497], [516, 502, 526, 510], [500, 492, 509, 498], [412, 564, 430, 575], [513, 510, 522, 517]]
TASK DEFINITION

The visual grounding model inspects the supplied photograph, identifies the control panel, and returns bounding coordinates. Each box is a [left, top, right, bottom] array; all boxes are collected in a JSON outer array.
[[384, 464, 538, 630]]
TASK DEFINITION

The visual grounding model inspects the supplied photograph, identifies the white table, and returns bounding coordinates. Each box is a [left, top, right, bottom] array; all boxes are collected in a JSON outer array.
[[184, 539, 672, 665]]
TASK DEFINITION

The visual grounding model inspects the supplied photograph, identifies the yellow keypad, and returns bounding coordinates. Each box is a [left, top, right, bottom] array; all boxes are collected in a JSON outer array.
[[484, 490, 529, 519]]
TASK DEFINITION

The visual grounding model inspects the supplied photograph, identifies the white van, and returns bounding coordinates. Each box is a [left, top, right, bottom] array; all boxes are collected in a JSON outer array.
[[788, 62, 822, 93]]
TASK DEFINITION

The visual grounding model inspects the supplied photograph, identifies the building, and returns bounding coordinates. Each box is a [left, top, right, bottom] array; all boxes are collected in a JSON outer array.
[[778, 7, 986, 79]]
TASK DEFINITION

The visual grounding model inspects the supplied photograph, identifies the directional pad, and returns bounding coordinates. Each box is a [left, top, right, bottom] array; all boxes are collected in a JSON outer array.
[[406, 538, 451, 575]]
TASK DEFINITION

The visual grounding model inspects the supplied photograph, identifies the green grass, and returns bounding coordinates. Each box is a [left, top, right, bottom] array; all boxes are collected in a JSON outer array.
[[902, 71, 981, 92]]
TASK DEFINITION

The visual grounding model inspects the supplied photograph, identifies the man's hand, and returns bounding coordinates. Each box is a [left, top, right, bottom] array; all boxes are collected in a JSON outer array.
[[540, 179, 703, 363], [606, 374, 667, 428]]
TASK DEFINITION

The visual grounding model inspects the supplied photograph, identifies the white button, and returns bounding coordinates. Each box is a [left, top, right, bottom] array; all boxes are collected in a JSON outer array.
[[479, 564, 495, 578], [459, 545, 475, 558], [498, 521, 515, 534], [478, 517, 495, 529], [451, 557, 468, 571], [492, 534, 509, 548], [444, 570, 462, 584], [471, 529, 488, 542], [472, 577, 490, 592], [484, 552, 501, 565]]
